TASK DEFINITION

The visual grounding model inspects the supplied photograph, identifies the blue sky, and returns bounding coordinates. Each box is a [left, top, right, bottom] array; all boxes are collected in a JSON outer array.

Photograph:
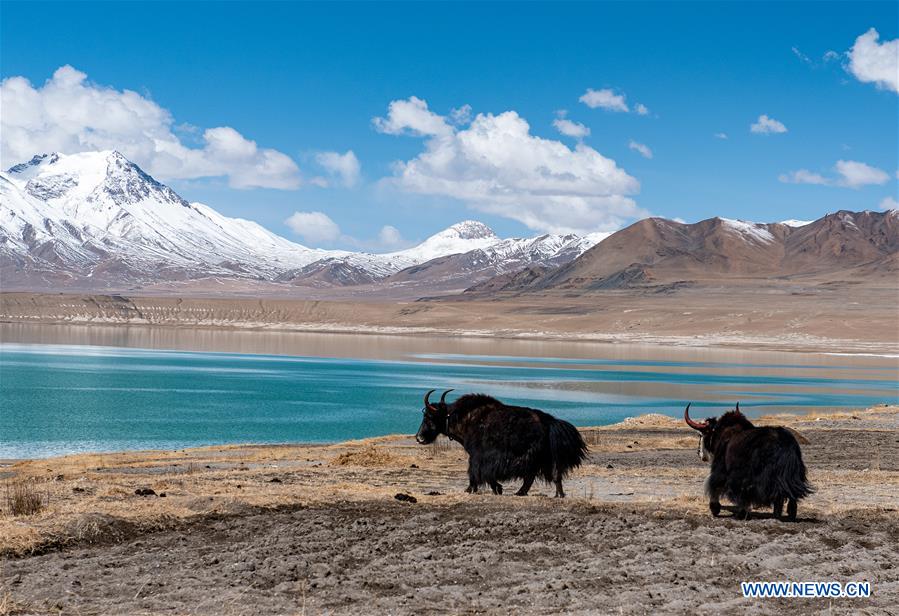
[[1, 1, 897, 249]]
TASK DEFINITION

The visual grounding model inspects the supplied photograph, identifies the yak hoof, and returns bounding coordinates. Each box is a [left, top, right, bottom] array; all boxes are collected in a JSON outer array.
[[515, 490, 529, 497], [709, 502, 721, 517], [490, 483, 503, 495], [734, 509, 751, 521], [465, 485, 477, 494], [786, 499, 798, 522]]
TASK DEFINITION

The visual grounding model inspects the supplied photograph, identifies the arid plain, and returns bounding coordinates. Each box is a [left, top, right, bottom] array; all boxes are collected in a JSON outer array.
[[2, 277, 897, 354]]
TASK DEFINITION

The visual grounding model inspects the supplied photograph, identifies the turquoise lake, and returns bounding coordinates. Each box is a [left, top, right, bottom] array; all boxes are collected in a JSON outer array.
[[0, 326, 897, 459]]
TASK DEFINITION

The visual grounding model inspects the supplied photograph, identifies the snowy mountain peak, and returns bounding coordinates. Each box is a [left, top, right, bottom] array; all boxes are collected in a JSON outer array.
[[7, 150, 189, 211], [100, 150, 189, 208], [442, 220, 498, 240], [388, 220, 500, 263], [6, 153, 61, 178]]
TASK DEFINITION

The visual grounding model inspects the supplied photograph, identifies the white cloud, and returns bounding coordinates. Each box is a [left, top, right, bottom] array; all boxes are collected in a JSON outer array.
[[792, 46, 813, 65], [835, 160, 890, 188], [714, 132, 729, 140], [847, 28, 899, 93], [879, 196, 899, 210], [372, 96, 451, 137], [553, 118, 590, 139], [552, 111, 590, 139], [376, 97, 644, 235], [378, 225, 405, 247], [750, 114, 788, 134], [315, 150, 361, 188], [284, 211, 341, 243], [449, 105, 472, 126], [578, 88, 649, 115], [283, 216, 413, 250], [779, 170, 829, 185], [0, 65, 301, 189], [628, 140, 653, 159], [579, 88, 629, 112], [794, 46, 844, 69], [779, 160, 890, 189]]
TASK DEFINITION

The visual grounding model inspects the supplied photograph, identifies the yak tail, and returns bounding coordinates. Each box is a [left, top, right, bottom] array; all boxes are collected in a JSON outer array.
[[774, 443, 815, 501], [548, 419, 589, 478]]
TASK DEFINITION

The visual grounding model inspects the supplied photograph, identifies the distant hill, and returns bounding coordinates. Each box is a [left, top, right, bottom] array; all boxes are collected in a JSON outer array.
[[464, 210, 899, 295]]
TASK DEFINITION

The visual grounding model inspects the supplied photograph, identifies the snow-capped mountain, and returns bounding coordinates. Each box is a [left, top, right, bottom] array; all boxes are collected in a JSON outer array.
[[1, 151, 603, 290], [2, 151, 339, 283], [275, 220, 511, 286], [389, 220, 499, 263], [385, 232, 596, 288], [275, 220, 596, 287]]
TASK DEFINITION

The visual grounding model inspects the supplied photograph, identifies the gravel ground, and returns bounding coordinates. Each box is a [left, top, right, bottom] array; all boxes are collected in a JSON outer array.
[[2, 407, 897, 615], [3, 500, 897, 615]]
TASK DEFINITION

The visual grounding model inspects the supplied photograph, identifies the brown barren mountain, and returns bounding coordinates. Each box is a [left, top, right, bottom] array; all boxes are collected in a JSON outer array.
[[465, 210, 899, 294]]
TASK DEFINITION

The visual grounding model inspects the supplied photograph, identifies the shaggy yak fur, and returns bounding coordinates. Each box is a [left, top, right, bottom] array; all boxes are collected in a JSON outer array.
[[416, 390, 588, 497], [685, 403, 813, 521]]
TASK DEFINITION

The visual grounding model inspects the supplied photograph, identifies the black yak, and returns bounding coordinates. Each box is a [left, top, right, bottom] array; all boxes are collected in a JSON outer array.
[[685, 403, 813, 521], [415, 390, 588, 497]]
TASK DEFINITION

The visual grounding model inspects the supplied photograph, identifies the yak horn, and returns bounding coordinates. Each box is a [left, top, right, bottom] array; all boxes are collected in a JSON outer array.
[[440, 389, 454, 404], [735, 401, 742, 415], [684, 403, 708, 431], [424, 389, 437, 411]]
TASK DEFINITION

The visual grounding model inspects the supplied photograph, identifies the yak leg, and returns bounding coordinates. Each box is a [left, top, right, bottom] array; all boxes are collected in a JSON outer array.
[[489, 480, 503, 495], [554, 479, 565, 498], [515, 474, 536, 496], [465, 461, 479, 494], [733, 501, 752, 520], [553, 470, 565, 498], [705, 473, 724, 517], [786, 498, 798, 522], [707, 485, 722, 517], [773, 497, 784, 519]]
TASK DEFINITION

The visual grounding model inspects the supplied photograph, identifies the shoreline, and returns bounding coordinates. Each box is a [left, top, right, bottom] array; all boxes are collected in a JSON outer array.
[[3, 318, 897, 356], [3, 290, 898, 355], [3, 403, 897, 464]]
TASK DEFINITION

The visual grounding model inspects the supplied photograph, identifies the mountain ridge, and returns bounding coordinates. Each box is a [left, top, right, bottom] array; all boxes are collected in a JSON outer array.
[[463, 209, 899, 295], [0, 151, 602, 291]]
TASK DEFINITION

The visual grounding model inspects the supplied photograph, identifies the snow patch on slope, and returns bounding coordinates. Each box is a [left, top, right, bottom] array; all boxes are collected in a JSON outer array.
[[719, 218, 776, 243]]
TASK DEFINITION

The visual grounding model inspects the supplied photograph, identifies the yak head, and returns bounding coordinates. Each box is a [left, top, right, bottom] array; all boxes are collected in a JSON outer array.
[[684, 402, 750, 462], [415, 389, 454, 444]]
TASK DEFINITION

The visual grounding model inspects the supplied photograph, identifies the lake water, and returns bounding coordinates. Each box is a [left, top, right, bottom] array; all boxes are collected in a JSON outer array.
[[1, 324, 897, 459]]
